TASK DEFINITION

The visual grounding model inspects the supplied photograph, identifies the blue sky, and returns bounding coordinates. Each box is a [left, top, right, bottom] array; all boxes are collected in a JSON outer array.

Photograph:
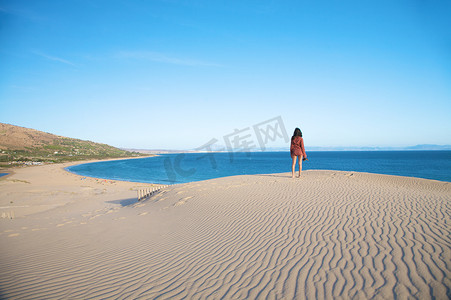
[[1, 0, 450, 149]]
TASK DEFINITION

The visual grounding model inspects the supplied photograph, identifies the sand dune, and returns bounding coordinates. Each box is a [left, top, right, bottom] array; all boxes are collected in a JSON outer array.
[[0, 164, 450, 299]]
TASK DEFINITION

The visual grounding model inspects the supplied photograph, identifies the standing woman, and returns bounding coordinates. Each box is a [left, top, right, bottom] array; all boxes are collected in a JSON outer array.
[[290, 128, 307, 178]]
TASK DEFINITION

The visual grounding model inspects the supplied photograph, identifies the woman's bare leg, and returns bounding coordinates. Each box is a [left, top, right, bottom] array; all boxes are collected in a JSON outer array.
[[298, 155, 303, 177], [291, 155, 297, 178]]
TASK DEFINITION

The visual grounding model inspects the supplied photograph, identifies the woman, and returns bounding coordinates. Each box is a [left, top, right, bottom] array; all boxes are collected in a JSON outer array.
[[290, 127, 307, 178]]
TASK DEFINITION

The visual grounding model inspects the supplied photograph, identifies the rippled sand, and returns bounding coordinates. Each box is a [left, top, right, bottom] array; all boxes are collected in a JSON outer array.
[[1, 164, 450, 299]]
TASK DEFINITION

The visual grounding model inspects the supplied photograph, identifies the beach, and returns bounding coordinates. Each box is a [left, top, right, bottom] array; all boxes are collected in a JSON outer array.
[[0, 162, 450, 299]]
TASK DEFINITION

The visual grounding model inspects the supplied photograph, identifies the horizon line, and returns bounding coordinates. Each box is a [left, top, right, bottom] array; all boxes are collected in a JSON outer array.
[[122, 144, 451, 153]]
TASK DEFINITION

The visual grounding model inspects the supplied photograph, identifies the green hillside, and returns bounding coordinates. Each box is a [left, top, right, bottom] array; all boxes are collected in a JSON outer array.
[[0, 123, 147, 168]]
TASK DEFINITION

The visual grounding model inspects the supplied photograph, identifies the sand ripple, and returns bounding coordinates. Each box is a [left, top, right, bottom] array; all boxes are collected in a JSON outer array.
[[0, 170, 450, 299]]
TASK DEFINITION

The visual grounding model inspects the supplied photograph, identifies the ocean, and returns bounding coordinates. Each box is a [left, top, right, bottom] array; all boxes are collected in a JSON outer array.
[[66, 151, 451, 184]]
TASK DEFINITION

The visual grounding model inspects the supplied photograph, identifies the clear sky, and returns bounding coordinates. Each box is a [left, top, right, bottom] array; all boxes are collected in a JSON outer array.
[[1, 0, 450, 150]]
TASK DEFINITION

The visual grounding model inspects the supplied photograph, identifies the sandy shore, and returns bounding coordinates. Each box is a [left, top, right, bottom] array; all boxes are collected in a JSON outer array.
[[0, 158, 157, 218], [0, 162, 450, 299]]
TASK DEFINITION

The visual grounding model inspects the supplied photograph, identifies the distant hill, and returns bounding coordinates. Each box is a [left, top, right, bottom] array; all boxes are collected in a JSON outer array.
[[0, 123, 146, 167], [404, 144, 451, 150], [263, 145, 451, 151], [306, 145, 451, 151]]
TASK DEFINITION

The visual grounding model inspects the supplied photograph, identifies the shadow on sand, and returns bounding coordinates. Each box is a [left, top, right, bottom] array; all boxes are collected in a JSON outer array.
[[106, 198, 139, 207]]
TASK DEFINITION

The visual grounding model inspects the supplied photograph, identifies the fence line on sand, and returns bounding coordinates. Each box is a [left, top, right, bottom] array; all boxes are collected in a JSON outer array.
[[137, 185, 169, 201]]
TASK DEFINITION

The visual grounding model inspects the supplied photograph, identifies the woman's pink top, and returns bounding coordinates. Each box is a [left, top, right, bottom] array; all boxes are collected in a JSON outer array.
[[290, 136, 306, 157]]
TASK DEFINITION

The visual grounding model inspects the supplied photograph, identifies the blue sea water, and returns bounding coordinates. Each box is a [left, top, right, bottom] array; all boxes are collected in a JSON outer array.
[[66, 151, 451, 184]]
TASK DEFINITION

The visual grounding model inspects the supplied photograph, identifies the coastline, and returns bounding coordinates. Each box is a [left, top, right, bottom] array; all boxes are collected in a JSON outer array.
[[63, 151, 451, 184], [0, 155, 153, 181], [63, 155, 156, 183], [0, 156, 158, 219], [0, 160, 450, 298]]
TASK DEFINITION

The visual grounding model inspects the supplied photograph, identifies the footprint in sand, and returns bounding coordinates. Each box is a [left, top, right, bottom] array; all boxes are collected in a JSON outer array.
[[8, 233, 20, 237], [139, 212, 149, 216]]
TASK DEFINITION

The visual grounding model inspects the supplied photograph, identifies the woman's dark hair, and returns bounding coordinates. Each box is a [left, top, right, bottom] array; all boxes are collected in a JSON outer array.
[[293, 128, 302, 137]]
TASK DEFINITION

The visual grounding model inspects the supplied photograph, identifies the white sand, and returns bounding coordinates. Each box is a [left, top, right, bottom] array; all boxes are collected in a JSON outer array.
[[0, 162, 450, 299]]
